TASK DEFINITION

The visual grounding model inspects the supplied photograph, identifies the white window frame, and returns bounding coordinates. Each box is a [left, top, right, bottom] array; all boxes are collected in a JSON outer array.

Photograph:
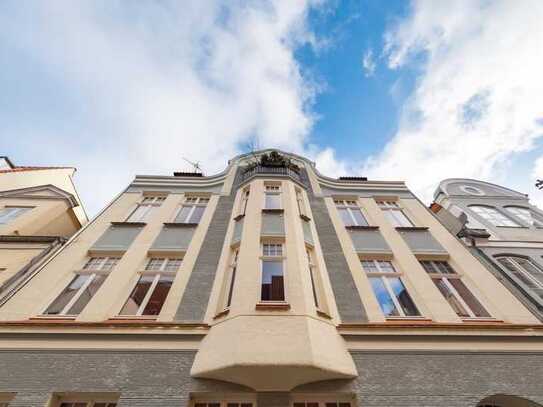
[[43, 257, 120, 316], [296, 188, 307, 217], [225, 249, 239, 309], [469, 205, 520, 227], [306, 247, 320, 308], [174, 196, 210, 223], [239, 187, 250, 216], [58, 400, 117, 407], [361, 259, 419, 318], [191, 397, 256, 407], [259, 242, 287, 302], [496, 256, 543, 295], [334, 199, 368, 226], [291, 394, 354, 407], [126, 196, 166, 222], [264, 184, 282, 210], [0, 206, 33, 224], [119, 257, 181, 316], [376, 200, 413, 227], [421, 260, 491, 319], [504, 206, 543, 227]]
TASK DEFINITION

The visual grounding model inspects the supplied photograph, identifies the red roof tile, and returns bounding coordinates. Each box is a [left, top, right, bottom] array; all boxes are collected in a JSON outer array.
[[0, 166, 74, 174]]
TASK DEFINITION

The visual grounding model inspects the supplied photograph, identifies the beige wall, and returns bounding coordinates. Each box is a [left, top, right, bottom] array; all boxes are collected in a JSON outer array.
[[0, 244, 47, 286]]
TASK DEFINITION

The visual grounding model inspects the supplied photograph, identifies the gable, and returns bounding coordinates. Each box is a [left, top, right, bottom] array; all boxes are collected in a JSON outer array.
[[0, 184, 79, 207]]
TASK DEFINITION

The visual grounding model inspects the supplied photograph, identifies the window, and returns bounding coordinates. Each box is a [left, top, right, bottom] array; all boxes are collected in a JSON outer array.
[[460, 185, 485, 196], [361, 260, 420, 317], [469, 205, 520, 227], [126, 196, 166, 222], [420, 260, 490, 318], [226, 249, 239, 308], [239, 187, 250, 216], [306, 248, 319, 308], [496, 257, 543, 299], [293, 400, 351, 407], [504, 207, 543, 227], [174, 196, 210, 224], [334, 199, 368, 227], [376, 200, 413, 227], [261, 243, 285, 301], [194, 402, 253, 407], [264, 184, 282, 209], [296, 188, 307, 216], [44, 257, 120, 315], [119, 257, 181, 316], [60, 403, 117, 407], [0, 206, 32, 224]]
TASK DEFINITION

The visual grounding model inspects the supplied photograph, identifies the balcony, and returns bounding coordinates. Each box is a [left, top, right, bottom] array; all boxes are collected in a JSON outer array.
[[241, 165, 301, 182]]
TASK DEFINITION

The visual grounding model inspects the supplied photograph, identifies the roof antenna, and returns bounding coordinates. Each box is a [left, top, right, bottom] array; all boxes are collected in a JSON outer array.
[[182, 157, 204, 175], [536, 179, 543, 190]]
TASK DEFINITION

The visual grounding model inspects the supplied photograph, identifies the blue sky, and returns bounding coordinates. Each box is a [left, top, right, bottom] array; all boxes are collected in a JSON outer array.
[[1, 1, 542, 215]]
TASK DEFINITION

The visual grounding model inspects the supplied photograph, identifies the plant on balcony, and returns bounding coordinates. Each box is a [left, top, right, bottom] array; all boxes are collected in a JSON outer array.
[[243, 151, 300, 173]]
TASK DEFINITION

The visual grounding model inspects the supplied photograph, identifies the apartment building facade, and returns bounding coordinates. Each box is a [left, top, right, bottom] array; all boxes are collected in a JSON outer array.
[[0, 156, 87, 304], [0, 151, 541, 407], [432, 178, 543, 321]]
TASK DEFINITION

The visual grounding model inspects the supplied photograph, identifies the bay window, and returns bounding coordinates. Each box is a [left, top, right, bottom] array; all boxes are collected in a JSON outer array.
[[264, 184, 282, 210], [260, 243, 285, 301]]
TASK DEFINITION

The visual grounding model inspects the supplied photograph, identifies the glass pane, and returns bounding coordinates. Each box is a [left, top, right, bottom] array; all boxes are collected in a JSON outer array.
[[391, 209, 412, 226], [326, 403, 338, 407], [107, 403, 117, 407], [433, 278, 470, 317], [44, 275, 90, 315], [265, 194, 281, 209], [383, 210, 401, 227], [189, 206, 205, 223], [127, 205, 149, 222], [388, 277, 419, 316], [164, 259, 182, 272], [435, 261, 455, 274], [102, 257, 120, 271], [94, 404, 107, 407], [227, 266, 237, 307], [294, 403, 305, 407], [420, 261, 436, 274], [339, 403, 351, 407], [350, 208, 368, 226], [361, 260, 378, 273], [175, 206, 192, 223], [261, 260, 285, 301], [449, 279, 490, 318], [67, 275, 106, 315], [516, 258, 543, 285], [83, 257, 104, 270], [146, 258, 165, 271], [119, 275, 155, 315], [338, 208, 354, 226], [142, 275, 174, 315], [377, 260, 395, 273], [307, 403, 319, 407], [227, 404, 239, 407], [369, 277, 399, 316]]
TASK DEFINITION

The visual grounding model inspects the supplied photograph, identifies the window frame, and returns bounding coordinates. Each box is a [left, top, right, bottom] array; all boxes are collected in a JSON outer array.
[[225, 249, 240, 309], [495, 256, 543, 299], [174, 196, 210, 224], [58, 400, 117, 407], [504, 206, 543, 227], [42, 257, 120, 316], [468, 205, 521, 228], [118, 257, 182, 317], [361, 259, 421, 318], [334, 199, 368, 227], [0, 206, 34, 224], [305, 247, 320, 309], [239, 187, 250, 216], [259, 242, 287, 302], [264, 183, 282, 210], [420, 260, 492, 319], [126, 195, 166, 222], [376, 200, 413, 227]]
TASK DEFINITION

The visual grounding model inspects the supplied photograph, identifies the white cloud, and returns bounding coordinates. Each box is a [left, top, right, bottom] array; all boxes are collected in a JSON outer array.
[[362, 49, 376, 77], [366, 0, 543, 202], [0, 1, 326, 215]]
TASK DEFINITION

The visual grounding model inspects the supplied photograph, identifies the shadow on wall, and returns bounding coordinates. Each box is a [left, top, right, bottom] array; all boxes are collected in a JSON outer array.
[[478, 394, 543, 407]]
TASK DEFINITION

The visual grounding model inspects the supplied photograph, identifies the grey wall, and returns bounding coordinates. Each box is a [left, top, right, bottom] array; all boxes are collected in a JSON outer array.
[[261, 212, 285, 236], [397, 229, 447, 255], [91, 225, 144, 252], [348, 228, 391, 254], [151, 226, 196, 252]]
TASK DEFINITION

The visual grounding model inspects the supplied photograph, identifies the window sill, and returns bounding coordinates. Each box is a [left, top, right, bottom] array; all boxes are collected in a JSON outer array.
[[261, 208, 284, 214], [255, 301, 290, 311], [233, 214, 245, 221], [346, 225, 379, 230], [163, 222, 199, 227], [109, 316, 158, 321], [395, 226, 428, 231], [111, 221, 147, 227], [31, 315, 77, 321], [316, 309, 332, 319], [213, 308, 230, 319], [300, 214, 311, 222], [384, 317, 432, 323], [461, 317, 501, 323]]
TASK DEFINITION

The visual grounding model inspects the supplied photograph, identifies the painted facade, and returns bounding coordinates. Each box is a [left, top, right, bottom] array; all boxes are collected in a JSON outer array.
[[0, 152, 542, 407], [433, 178, 543, 321], [0, 156, 87, 305]]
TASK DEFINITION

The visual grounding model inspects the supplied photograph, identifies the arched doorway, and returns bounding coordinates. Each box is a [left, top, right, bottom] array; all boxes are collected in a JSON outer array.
[[478, 394, 542, 407]]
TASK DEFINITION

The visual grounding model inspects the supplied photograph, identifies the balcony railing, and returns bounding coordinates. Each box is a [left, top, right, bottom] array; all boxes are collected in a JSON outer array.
[[241, 165, 301, 182]]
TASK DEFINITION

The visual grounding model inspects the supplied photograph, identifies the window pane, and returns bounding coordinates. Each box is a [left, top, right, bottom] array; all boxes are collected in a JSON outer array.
[[174, 206, 192, 223], [515, 258, 543, 285], [127, 205, 150, 222], [420, 261, 436, 274], [146, 258, 165, 271], [83, 257, 104, 270], [369, 277, 399, 316], [391, 209, 412, 226], [261, 260, 284, 301], [142, 275, 174, 315], [361, 260, 379, 273], [67, 274, 106, 315], [377, 260, 396, 273], [164, 258, 182, 272], [189, 206, 205, 223], [102, 257, 120, 271], [119, 275, 155, 315], [0, 206, 31, 223], [265, 194, 281, 209], [388, 277, 419, 316], [226, 266, 237, 307], [433, 278, 470, 317], [350, 208, 368, 226], [449, 279, 490, 317], [383, 210, 401, 227], [44, 275, 90, 315], [498, 257, 541, 288], [338, 208, 354, 226], [435, 261, 455, 274]]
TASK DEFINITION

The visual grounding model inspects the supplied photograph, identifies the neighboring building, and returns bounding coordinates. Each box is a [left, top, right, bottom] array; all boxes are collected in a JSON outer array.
[[0, 156, 88, 304], [432, 178, 543, 321], [0, 151, 542, 407]]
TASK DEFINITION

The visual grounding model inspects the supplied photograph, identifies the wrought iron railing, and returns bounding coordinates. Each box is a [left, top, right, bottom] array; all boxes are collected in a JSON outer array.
[[241, 165, 300, 182]]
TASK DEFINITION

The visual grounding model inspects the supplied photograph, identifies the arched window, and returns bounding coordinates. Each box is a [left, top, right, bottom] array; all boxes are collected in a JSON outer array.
[[495, 256, 543, 299], [505, 206, 543, 227], [469, 205, 520, 227], [477, 394, 543, 407]]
